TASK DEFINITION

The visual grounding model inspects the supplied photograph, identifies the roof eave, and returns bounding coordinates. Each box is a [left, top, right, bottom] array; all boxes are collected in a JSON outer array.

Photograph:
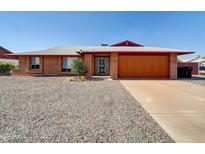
[[7, 50, 194, 56], [6, 53, 81, 56], [177, 51, 195, 55], [80, 51, 194, 54]]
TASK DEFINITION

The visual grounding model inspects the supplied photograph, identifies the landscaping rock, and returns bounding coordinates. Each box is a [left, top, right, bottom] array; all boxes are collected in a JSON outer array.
[[0, 76, 174, 143]]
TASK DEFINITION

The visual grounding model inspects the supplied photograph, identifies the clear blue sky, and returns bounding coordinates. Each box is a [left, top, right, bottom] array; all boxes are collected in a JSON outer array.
[[0, 11, 205, 59]]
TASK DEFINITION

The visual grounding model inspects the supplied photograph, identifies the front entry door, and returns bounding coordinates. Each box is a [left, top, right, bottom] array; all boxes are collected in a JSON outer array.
[[95, 57, 109, 76]]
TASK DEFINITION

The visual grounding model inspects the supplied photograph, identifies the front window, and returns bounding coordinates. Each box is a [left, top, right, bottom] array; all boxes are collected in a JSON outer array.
[[30, 57, 40, 69], [62, 57, 77, 72]]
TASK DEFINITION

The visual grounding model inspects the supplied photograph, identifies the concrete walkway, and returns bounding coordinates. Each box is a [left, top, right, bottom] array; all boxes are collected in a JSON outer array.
[[120, 80, 205, 142]]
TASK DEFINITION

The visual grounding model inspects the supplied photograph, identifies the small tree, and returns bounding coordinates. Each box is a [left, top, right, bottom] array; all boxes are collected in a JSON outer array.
[[71, 59, 87, 77]]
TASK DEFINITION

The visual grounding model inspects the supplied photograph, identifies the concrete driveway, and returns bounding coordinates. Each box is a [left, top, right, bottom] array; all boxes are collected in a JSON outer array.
[[120, 80, 205, 142]]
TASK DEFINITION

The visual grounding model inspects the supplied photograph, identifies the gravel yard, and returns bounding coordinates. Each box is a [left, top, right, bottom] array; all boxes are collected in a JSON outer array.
[[0, 76, 174, 143]]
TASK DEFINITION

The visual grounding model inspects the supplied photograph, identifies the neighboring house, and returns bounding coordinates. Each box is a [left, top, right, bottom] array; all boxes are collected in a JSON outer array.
[[9, 40, 193, 79], [179, 57, 205, 72], [180, 56, 205, 67], [0, 46, 19, 67], [190, 57, 205, 69], [201, 62, 205, 67], [0, 46, 16, 59]]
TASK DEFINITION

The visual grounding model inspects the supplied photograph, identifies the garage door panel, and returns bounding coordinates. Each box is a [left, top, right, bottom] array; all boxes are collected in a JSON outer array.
[[118, 55, 169, 78]]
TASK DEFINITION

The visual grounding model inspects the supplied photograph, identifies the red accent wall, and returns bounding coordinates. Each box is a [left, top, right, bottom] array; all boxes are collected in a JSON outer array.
[[111, 40, 144, 47]]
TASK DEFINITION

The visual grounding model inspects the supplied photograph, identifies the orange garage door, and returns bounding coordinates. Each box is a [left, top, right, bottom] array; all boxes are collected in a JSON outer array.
[[118, 55, 169, 78]]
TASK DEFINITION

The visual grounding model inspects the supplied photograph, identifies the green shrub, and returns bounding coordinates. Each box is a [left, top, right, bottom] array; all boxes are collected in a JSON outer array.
[[0, 62, 16, 74], [71, 59, 87, 76]]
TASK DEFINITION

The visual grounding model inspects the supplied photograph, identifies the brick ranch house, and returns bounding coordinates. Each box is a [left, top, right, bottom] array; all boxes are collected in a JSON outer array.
[[9, 40, 193, 79]]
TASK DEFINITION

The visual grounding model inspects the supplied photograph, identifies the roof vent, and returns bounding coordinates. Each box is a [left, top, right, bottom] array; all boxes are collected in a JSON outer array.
[[101, 44, 109, 46]]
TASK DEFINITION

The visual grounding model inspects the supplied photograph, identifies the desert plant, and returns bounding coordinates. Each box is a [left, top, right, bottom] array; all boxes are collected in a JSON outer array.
[[0, 62, 16, 74], [71, 59, 87, 77]]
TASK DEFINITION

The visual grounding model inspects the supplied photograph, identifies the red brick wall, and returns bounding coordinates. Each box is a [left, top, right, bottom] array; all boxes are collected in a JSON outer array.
[[170, 53, 177, 79], [12, 56, 43, 75], [83, 54, 94, 78], [110, 53, 118, 79], [12, 56, 28, 75], [13, 53, 179, 79], [178, 62, 199, 75], [13, 55, 77, 76], [43, 56, 61, 75]]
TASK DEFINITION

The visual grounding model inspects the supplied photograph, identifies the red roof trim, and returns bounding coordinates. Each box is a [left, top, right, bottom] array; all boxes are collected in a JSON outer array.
[[111, 40, 144, 47]]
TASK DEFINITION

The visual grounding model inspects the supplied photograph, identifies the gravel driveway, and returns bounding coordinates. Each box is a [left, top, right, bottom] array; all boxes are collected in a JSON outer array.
[[0, 77, 174, 143]]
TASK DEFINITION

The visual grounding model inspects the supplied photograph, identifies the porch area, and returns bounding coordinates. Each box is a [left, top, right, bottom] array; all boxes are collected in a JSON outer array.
[[83, 53, 118, 79]]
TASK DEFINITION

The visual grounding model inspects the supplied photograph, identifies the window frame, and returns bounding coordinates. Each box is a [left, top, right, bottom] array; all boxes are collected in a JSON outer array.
[[61, 57, 78, 72], [30, 56, 41, 70]]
